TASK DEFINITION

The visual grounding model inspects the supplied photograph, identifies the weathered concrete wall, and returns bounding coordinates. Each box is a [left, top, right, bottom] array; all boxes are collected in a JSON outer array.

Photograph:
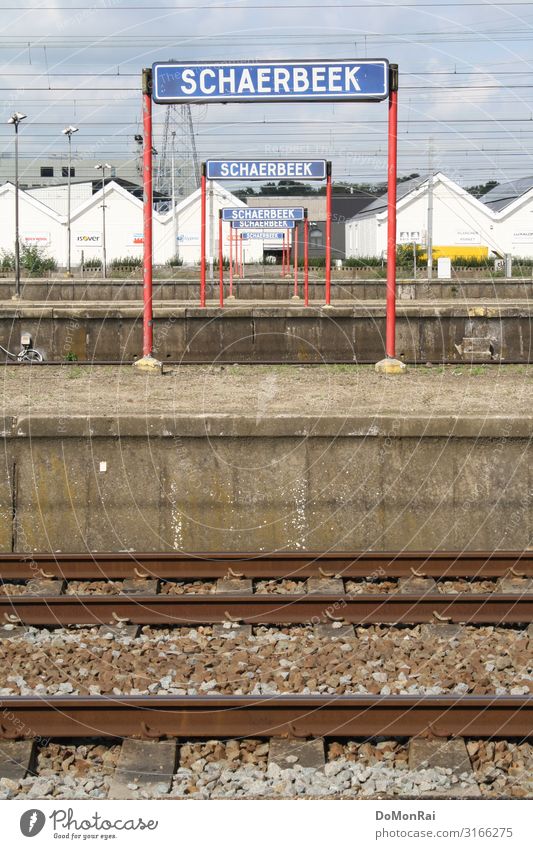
[[1, 414, 532, 552], [2, 278, 533, 301], [2, 303, 532, 362]]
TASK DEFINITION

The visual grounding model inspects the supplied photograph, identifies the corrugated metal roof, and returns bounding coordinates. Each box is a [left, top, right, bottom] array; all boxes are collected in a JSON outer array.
[[480, 177, 533, 211], [347, 174, 428, 221]]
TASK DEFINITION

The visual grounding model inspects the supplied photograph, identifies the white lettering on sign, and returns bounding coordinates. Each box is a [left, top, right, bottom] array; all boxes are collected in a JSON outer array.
[[163, 65, 363, 97], [219, 162, 315, 179], [153, 60, 389, 104], [227, 207, 303, 221]]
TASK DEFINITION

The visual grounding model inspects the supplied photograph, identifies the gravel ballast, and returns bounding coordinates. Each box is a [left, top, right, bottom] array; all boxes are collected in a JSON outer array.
[[1, 737, 531, 800], [0, 625, 530, 697]]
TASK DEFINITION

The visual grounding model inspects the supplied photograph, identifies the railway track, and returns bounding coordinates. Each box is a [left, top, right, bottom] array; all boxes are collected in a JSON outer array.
[[0, 550, 532, 580], [1, 591, 532, 626], [0, 695, 532, 739]]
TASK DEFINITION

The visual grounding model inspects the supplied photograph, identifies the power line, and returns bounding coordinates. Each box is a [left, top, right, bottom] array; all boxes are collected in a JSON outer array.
[[1, 2, 532, 7]]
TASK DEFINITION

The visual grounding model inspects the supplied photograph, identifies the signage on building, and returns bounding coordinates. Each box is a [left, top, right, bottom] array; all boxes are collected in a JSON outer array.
[[222, 207, 304, 222], [398, 230, 423, 245], [512, 231, 533, 244], [152, 60, 389, 103], [207, 160, 326, 180], [176, 233, 199, 244], [456, 231, 481, 245], [74, 232, 102, 246], [129, 233, 144, 246], [21, 232, 51, 247]]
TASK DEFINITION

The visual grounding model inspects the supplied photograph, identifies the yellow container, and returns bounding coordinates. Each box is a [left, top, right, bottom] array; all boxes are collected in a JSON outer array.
[[419, 245, 489, 261]]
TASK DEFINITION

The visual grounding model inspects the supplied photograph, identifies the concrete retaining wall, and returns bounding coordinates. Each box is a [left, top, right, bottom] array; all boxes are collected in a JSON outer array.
[[2, 277, 533, 301], [3, 303, 532, 362], [1, 414, 531, 552]]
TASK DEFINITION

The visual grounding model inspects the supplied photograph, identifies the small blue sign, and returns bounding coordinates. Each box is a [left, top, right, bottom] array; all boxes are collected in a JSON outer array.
[[231, 220, 296, 230], [242, 232, 284, 240], [222, 207, 304, 222], [207, 160, 326, 181], [152, 60, 389, 103]]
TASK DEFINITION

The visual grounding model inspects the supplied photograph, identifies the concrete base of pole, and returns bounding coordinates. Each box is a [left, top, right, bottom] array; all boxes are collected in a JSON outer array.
[[322, 303, 335, 310], [291, 294, 301, 300], [375, 357, 407, 375], [133, 355, 162, 374], [226, 294, 236, 301], [11, 293, 20, 301]]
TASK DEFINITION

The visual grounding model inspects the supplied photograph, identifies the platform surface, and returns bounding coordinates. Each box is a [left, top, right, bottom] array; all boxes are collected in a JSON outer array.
[[1, 363, 531, 422]]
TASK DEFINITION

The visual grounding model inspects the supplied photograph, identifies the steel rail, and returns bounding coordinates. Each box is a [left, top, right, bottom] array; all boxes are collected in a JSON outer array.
[[0, 550, 531, 580], [0, 695, 531, 739], [1, 593, 532, 626]]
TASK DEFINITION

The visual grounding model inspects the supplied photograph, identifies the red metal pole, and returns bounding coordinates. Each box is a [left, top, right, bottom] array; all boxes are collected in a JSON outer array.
[[386, 69, 398, 358], [229, 225, 234, 297], [325, 161, 332, 305], [142, 69, 153, 357], [200, 164, 206, 307], [239, 233, 243, 278], [293, 223, 299, 297], [304, 214, 309, 307], [218, 212, 224, 308], [282, 233, 286, 276]]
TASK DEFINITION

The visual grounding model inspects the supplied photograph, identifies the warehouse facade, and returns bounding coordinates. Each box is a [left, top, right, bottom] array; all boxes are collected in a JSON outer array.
[[346, 173, 505, 261], [0, 179, 264, 267]]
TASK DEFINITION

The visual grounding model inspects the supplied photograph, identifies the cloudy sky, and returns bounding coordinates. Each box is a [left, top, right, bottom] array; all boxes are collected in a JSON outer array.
[[1, 0, 533, 189]]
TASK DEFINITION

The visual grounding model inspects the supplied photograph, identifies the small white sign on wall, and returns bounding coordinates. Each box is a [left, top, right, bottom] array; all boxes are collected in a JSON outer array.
[[21, 231, 51, 247], [74, 232, 102, 247], [437, 257, 452, 279]]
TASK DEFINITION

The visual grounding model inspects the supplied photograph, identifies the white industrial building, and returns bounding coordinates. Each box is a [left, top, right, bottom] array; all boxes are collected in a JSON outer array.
[[346, 172, 533, 261], [0, 179, 265, 267], [346, 173, 502, 260]]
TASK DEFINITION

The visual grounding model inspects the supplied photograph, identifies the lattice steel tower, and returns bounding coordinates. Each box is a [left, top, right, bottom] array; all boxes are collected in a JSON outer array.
[[156, 104, 201, 202]]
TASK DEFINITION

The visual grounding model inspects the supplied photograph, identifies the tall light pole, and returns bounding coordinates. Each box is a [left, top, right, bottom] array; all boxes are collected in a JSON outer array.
[[94, 163, 111, 278], [7, 112, 27, 299], [171, 130, 177, 259], [62, 126, 78, 275]]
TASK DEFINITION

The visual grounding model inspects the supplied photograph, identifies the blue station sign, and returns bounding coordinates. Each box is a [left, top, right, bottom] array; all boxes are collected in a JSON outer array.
[[152, 60, 389, 103], [231, 220, 296, 230], [241, 232, 284, 240], [222, 207, 304, 223], [207, 160, 327, 181]]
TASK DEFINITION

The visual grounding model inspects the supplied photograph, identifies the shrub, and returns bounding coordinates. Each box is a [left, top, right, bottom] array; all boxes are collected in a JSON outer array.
[[396, 244, 424, 267], [168, 254, 183, 267], [110, 255, 142, 269], [21, 245, 57, 274], [1, 246, 57, 274], [83, 257, 102, 269]]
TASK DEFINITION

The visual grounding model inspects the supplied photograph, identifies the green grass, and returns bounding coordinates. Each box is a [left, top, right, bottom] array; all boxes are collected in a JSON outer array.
[[66, 366, 84, 379]]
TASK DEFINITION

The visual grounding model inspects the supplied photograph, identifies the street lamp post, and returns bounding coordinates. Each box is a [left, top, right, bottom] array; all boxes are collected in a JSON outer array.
[[171, 131, 177, 260], [7, 112, 27, 299], [62, 126, 78, 276], [94, 163, 111, 278]]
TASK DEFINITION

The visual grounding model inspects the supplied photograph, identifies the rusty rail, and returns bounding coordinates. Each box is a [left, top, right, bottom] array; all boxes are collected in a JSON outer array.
[[1, 592, 531, 626], [0, 695, 531, 739], [0, 550, 531, 580]]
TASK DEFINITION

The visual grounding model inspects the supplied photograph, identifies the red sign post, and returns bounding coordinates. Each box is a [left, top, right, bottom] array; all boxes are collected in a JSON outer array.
[[139, 62, 403, 373]]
